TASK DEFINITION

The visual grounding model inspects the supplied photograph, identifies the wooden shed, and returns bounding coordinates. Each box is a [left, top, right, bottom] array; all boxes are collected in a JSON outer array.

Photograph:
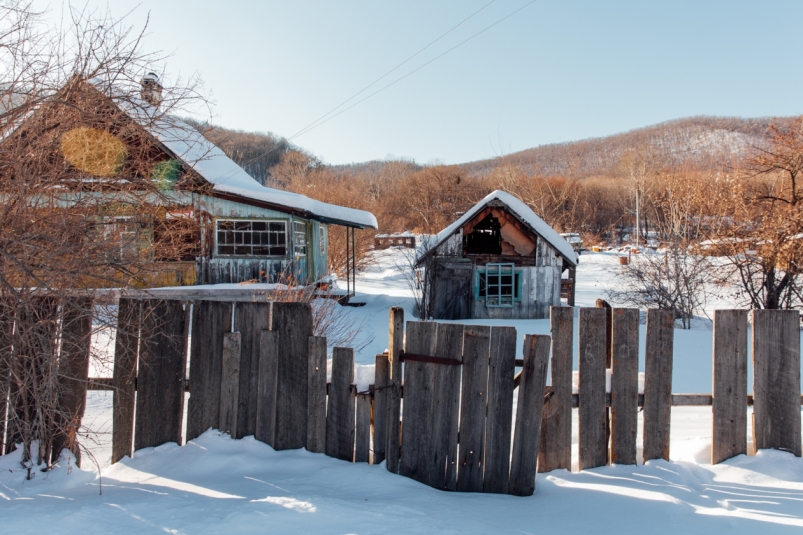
[[416, 191, 578, 320]]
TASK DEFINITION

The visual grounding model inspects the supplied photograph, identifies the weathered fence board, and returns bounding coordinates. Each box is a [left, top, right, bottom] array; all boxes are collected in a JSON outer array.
[[372, 353, 389, 464], [306, 336, 327, 453], [271, 302, 313, 451], [52, 298, 93, 465], [326, 347, 355, 462], [399, 321, 438, 484], [457, 325, 491, 492], [187, 301, 232, 442], [579, 308, 608, 470], [233, 302, 270, 439], [255, 330, 279, 446], [610, 308, 639, 465], [356, 393, 371, 463], [643, 309, 674, 462], [112, 298, 140, 463], [712, 310, 748, 464], [752, 310, 801, 457], [134, 300, 188, 451], [538, 306, 574, 473], [430, 322, 463, 490], [484, 326, 516, 493], [219, 332, 242, 436], [385, 307, 404, 474], [509, 334, 550, 496]]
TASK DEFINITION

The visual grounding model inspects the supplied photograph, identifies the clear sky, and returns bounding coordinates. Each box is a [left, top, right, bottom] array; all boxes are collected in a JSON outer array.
[[42, 1, 803, 165]]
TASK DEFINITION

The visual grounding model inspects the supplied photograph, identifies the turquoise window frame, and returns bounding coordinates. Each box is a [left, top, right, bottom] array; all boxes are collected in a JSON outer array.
[[475, 264, 523, 307]]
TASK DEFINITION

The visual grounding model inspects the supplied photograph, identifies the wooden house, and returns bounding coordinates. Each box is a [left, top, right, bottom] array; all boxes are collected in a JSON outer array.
[[417, 191, 578, 319], [0, 76, 377, 292]]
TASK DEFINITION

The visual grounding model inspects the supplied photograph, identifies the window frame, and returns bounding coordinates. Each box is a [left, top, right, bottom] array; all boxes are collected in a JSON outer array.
[[293, 220, 307, 258], [214, 218, 288, 258], [475, 263, 522, 308]]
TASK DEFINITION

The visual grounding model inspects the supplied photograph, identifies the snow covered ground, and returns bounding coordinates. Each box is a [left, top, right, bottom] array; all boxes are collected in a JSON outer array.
[[2, 248, 801, 534]]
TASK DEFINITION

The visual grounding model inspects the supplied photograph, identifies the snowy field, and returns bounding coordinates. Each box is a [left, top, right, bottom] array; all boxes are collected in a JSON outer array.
[[2, 249, 802, 534]]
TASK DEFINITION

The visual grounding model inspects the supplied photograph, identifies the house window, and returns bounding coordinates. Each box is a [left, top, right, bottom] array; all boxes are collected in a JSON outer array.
[[101, 216, 140, 263], [216, 219, 287, 256], [293, 220, 307, 257], [476, 263, 521, 307], [320, 226, 326, 255]]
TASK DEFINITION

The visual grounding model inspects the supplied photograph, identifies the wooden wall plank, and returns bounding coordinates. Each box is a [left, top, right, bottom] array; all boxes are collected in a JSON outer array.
[[579, 307, 608, 470], [271, 302, 313, 450], [399, 321, 438, 484], [752, 309, 801, 457], [538, 306, 574, 472], [355, 393, 371, 463], [187, 301, 232, 442], [712, 310, 748, 464], [429, 322, 463, 490], [457, 325, 491, 492], [219, 332, 242, 436], [385, 307, 404, 474], [134, 300, 188, 451], [255, 330, 279, 447], [509, 334, 550, 496], [306, 336, 327, 453], [484, 326, 516, 493], [233, 302, 270, 439], [326, 347, 355, 462], [372, 353, 389, 465], [112, 298, 140, 463], [52, 298, 93, 466], [610, 308, 639, 465], [642, 309, 674, 462]]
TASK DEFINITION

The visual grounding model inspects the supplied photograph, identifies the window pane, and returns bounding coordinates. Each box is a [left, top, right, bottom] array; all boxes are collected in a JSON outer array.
[[235, 221, 251, 231], [219, 245, 234, 255], [234, 245, 249, 255], [252, 221, 266, 231], [217, 220, 234, 231], [273, 246, 286, 256]]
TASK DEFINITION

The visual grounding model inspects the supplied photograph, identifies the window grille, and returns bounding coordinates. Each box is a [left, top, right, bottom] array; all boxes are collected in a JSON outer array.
[[101, 216, 140, 263], [216, 219, 287, 256], [478, 263, 518, 307], [294, 221, 307, 257]]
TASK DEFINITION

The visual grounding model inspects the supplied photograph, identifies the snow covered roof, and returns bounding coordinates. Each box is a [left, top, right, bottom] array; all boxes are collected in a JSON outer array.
[[427, 190, 578, 265], [106, 85, 378, 229]]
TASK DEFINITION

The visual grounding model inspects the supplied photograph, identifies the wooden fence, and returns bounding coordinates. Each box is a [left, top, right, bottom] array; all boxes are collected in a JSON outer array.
[[1, 299, 801, 497]]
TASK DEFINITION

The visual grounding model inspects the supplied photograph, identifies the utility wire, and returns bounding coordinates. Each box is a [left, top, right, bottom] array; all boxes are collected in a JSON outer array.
[[290, 0, 497, 140]]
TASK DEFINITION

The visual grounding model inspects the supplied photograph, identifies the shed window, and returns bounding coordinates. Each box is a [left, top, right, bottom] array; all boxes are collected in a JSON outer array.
[[294, 221, 307, 257], [476, 263, 521, 307], [216, 219, 287, 256], [101, 216, 141, 263]]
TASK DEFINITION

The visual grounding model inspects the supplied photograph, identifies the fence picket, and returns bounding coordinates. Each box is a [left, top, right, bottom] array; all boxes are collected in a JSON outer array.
[[233, 303, 270, 439], [579, 307, 608, 470], [306, 336, 327, 453], [255, 330, 279, 447], [643, 309, 674, 462], [457, 325, 491, 492], [372, 353, 390, 464], [509, 334, 550, 496], [610, 308, 639, 465], [538, 306, 573, 473], [484, 326, 516, 493], [752, 310, 801, 457], [0, 300, 12, 456], [112, 298, 140, 463], [356, 393, 371, 463], [326, 347, 355, 462], [219, 332, 242, 436], [712, 310, 747, 464], [430, 322, 463, 490], [385, 307, 404, 474]]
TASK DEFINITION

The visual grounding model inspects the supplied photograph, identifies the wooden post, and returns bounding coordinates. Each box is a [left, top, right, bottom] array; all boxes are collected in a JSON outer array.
[[538, 306, 573, 472], [187, 301, 232, 442], [399, 321, 438, 484], [712, 310, 748, 464], [271, 302, 313, 451], [509, 335, 550, 496], [372, 353, 390, 465], [0, 300, 13, 456], [642, 309, 674, 462], [326, 347, 355, 462], [610, 308, 639, 465], [52, 298, 93, 466], [457, 325, 491, 492], [112, 298, 140, 463], [752, 310, 801, 457], [484, 326, 516, 493], [355, 393, 371, 463], [385, 307, 404, 474], [219, 332, 242, 436], [578, 307, 608, 470], [255, 330, 279, 447], [134, 300, 189, 451], [232, 302, 270, 439], [306, 336, 327, 453]]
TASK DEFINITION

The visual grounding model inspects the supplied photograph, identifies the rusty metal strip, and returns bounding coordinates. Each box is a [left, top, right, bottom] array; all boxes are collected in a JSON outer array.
[[399, 351, 462, 366]]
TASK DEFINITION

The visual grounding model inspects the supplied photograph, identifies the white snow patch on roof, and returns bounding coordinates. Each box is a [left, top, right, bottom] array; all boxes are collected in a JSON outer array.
[[431, 190, 578, 265]]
